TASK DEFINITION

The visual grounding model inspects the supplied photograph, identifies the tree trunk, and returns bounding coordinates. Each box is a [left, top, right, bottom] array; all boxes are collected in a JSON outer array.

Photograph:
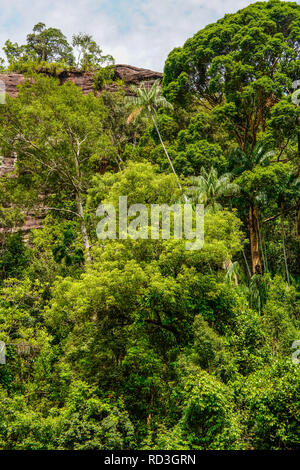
[[242, 249, 252, 278], [249, 204, 262, 275], [257, 215, 267, 273], [151, 115, 188, 203]]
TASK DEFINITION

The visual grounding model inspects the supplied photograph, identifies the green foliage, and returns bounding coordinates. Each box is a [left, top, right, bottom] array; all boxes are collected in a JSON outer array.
[[236, 360, 300, 449], [93, 66, 115, 90], [0, 381, 135, 450], [169, 361, 243, 449], [0, 232, 30, 279], [163, 0, 300, 149], [26, 23, 74, 64], [0, 2, 300, 451], [72, 33, 114, 70], [189, 167, 239, 211], [52, 224, 84, 267], [2, 24, 114, 73], [3, 23, 74, 69]]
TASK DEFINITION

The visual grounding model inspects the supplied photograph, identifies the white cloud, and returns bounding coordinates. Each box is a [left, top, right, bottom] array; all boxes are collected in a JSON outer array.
[[0, 0, 294, 71]]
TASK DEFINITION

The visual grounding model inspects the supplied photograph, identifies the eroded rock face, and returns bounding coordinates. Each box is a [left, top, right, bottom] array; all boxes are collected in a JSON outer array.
[[58, 65, 162, 94], [0, 73, 25, 99], [0, 65, 162, 232], [19, 210, 45, 233], [114, 64, 162, 85], [0, 156, 16, 177], [58, 70, 95, 94], [0, 64, 162, 98]]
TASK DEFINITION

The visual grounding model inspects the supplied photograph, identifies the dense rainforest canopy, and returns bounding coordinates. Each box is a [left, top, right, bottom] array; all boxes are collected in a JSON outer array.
[[0, 0, 299, 450]]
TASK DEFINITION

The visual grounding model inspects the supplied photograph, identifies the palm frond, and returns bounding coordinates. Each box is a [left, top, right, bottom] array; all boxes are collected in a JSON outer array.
[[127, 107, 143, 124]]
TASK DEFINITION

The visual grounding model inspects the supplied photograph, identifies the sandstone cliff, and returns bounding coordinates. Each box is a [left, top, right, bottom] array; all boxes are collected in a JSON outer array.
[[0, 64, 162, 98], [0, 65, 162, 232]]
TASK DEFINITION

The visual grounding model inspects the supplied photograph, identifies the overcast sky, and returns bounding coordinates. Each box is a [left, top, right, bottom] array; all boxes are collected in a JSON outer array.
[[0, 0, 297, 71]]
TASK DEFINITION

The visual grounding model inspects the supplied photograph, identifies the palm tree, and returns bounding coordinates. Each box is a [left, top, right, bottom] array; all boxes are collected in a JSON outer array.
[[225, 259, 240, 286], [291, 87, 300, 239], [189, 167, 239, 211], [230, 144, 275, 275], [230, 143, 275, 175], [127, 80, 186, 199]]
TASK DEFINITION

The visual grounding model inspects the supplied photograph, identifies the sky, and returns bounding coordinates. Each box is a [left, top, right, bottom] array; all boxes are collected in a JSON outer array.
[[0, 0, 297, 72]]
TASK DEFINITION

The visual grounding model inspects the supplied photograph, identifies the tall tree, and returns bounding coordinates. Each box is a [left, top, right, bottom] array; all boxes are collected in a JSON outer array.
[[3, 23, 74, 66], [3, 40, 28, 65], [163, 1, 300, 272], [127, 80, 186, 198], [267, 91, 300, 238], [26, 23, 74, 64], [72, 33, 114, 70], [189, 167, 239, 212], [0, 75, 107, 261], [229, 144, 275, 274], [163, 0, 300, 152]]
